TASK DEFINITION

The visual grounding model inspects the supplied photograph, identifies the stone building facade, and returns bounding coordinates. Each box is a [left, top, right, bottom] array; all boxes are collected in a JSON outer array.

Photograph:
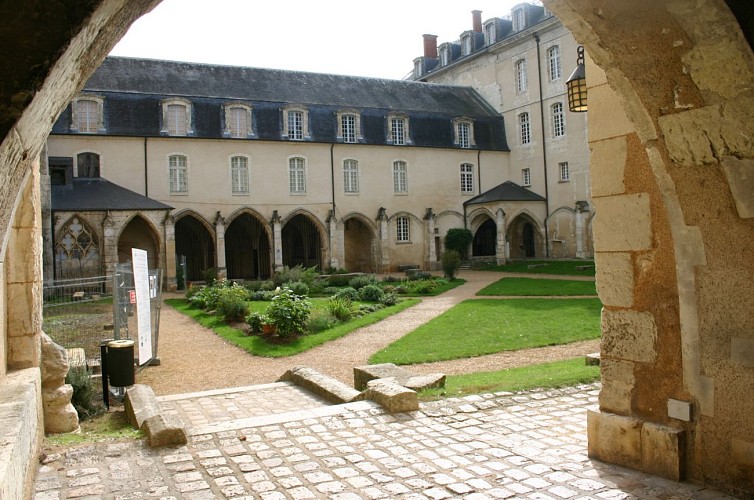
[[0, 0, 752, 497]]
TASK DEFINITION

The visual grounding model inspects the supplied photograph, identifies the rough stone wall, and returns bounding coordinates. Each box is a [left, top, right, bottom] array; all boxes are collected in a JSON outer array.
[[548, 0, 754, 493]]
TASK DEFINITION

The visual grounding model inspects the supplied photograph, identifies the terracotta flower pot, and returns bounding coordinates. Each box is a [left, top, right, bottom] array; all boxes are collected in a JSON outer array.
[[262, 323, 277, 335]]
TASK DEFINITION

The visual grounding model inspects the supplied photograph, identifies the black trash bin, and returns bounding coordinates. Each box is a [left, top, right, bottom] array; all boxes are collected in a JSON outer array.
[[106, 339, 135, 387]]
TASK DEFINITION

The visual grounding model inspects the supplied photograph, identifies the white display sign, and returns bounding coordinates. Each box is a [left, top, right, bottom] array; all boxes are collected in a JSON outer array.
[[131, 248, 153, 365]]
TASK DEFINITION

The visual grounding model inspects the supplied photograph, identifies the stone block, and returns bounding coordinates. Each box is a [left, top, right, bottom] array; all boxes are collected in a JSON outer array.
[[721, 157, 754, 219], [364, 379, 419, 413], [587, 84, 637, 142], [592, 193, 652, 252], [731, 438, 754, 468], [587, 410, 642, 469], [667, 399, 692, 422], [404, 373, 446, 391], [354, 363, 445, 391], [595, 252, 634, 307], [40, 333, 69, 386], [143, 413, 188, 448], [6, 227, 38, 283], [8, 334, 41, 370], [125, 384, 162, 429], [601, 310, 658, 363], [730, 337, 754, 367], [279, 366, 361, 404], [641, 422, 684, 481], [589, 137, 627, 197], [598, 358, 635, 415], [585, 352, 601, 366]]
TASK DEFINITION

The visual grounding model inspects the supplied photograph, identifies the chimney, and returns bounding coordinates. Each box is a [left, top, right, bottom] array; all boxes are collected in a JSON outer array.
[[472, 10, 483, 33], [423, 34, 438, 59]]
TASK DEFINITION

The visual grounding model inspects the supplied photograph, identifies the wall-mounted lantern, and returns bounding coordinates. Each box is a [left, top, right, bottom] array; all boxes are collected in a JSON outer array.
[[566, 45, 587, 112]]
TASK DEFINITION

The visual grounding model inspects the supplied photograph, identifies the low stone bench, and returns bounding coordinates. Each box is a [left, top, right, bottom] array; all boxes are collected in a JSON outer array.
[[125, 384, 186, 447], [353, 363, 445, 392], [363, 379, 419, 413], [279, 366, 361, 404]]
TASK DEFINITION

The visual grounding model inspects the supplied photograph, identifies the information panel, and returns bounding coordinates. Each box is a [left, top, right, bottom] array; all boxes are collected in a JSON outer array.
[[131, 248, 153, 365]]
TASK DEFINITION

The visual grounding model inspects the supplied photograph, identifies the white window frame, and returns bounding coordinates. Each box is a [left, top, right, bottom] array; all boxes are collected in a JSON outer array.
[[230, 155, 250, 194], [519, 112, 531, 145], [288, 156, 306, 194], [224, 103, 253, 139], [169, 154, 188, 194], [70, 95, 104, 133], [515, 59, 528, 94], [513, 7, 526, 32], [483, 21, 496, 46], [337, 111, 361, 143], [283, 106, 309, 141], [393, 160, 408, 194], [439, 44, 451, 66], [343, 159, 359, 194], [388, 114, 410, 146], [522, 167, 532, 187], [453, 118, 475, 149], [559, 161, 570, 182], [460, 163, 474, 194], [548, 45, 562, 81], [461, 33, 473, 56], [161, 98, 193, 136], [396, 216, 410, 243], [552, 102, 565, 138]]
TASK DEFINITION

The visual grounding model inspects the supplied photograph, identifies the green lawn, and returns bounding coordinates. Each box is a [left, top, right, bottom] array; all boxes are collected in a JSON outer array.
[[369, 298, 602, 365], [477, 277, 597, 296], [420, 358, 600, 399], [484, 260, 595, 276], [166, 297, 420, 357]]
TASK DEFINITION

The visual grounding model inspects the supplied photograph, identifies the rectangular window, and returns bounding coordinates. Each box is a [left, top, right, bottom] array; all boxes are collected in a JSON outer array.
[[462, 35, 472, 56], [342, 115, 356, 143], [440, 46, 450, 66], [231, 156, 249, 194], [396, 216, 410, 242], [76, 99, 99, 133], [458, 122, 471, 148], [548, 46, 562, 81], [484, 23, 496, 46], [559, 162, 570, 182], [393, 161, 408, 193], [552, 102, 565, 137], [513, 8, 526, 32], [391, 117, 406, 145], [169, 155, 188, 193], [289, 157, 306, 193], [516, 60, 528, 93], [343, 159, 359, 193], [519, 112, 531, 145], [228, 107, 248, 138], [288, 111, 304, 140], [522, 167, 531, 187], [167, 104, 187, 136], [460, 163, 474, 193]]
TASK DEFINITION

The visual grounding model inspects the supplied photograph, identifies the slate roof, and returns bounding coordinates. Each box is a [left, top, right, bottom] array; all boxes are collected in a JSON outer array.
[[52, 177, 172, 211], [464, 181, 546, 205]]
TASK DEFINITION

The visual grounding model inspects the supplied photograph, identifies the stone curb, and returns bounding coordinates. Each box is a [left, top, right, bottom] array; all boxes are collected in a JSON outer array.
[[125, 384, 187, 447]]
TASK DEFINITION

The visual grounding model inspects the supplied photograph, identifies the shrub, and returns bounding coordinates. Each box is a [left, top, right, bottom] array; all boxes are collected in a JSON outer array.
[[323, 286, 341, 296], [325, 266, 348, 275], [335, 287, 359, 301], [185, 284, 201, 300], [408, 271, 433, 281], [245, 280, 265, 292], [328, 274, 352, 287], [259, 280, 276, 291], [349, 274, 376, 290], [273, 265, 318, 287], [66, 366, 104, 420], [442, 250, 462, 279], [394, 285, 409, 294], [202, 267, 219, 285], [288, 280, 310, 297], [380, 292, 399, 306], [359, 284, 384, 302], [358, 304, 381, 314], [382, 275, 400, 283], [406, 280, 438, 294], [215, 283, 250, 322], [266, 287, 312, 337], [306, 309, 337, 333], [249, 290, 275, 301], [327, 296, 354, 321], [444, 228, 473, 259], [246, 312, 266, 332], [309, 278, 327, 295]]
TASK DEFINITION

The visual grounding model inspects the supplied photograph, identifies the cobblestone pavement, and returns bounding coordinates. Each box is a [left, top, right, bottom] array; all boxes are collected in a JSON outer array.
[[35, 384, 736, 499]]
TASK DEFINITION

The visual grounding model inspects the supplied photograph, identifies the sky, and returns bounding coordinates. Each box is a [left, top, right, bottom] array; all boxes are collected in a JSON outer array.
[[110, 0, 533, 80]]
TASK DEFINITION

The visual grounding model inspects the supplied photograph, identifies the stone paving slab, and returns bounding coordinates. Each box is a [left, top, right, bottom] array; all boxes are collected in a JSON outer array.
[[35, 383, 737, 499]]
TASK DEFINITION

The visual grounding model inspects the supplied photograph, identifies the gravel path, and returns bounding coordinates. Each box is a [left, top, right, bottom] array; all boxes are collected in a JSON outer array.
[[137, 271, 600, 396]]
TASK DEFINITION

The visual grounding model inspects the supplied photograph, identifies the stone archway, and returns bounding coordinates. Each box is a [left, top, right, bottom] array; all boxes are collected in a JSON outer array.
[[281, 213, 323, 270], [472, 218, 496, 257], [117, 215, 159, 270], [507, 213, 544, 259], [343, 216, 376, 273], [225, 212, 271, 280], [175, 213, 215, 282]]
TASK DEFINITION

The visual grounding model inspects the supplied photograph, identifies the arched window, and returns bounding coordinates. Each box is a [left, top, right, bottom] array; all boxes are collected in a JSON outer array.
[[55, 217, 100, 278], [548, 46, 562, 81], [77, 152, 100, 178]]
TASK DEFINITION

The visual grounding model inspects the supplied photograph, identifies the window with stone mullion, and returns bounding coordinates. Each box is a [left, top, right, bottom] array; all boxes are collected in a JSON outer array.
[[289, 157, 306, 193], [169, 155, 188, 193], [393, 161, 408, 193], [343, 159, 359, 193], [231, 156, 249, 193]]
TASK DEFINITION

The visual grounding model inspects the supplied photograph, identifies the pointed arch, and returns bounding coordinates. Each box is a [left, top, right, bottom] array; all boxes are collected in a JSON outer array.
[[340, 212, 377, 273], [117, 213, 161, 271], [281, 210, 327, 271], [54, 214, 102, 279], [506, 211, 545, 259], [174, 210, 216, 282], [225, 208, 272, 279]]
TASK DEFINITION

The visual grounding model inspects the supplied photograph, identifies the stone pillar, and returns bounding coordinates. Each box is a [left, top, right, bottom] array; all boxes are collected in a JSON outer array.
[[271, 210, 283, 272], [163, 214, 177, 290], [327, 210, 340, 270], [101, 211, 118, 277], [575, 201, 589, 259], [40, 334, 79, 433], [495, 209, 507, 266], [424, 208, 436, 269], [377, 207, 390, 273], [214, 211, 227, 280]]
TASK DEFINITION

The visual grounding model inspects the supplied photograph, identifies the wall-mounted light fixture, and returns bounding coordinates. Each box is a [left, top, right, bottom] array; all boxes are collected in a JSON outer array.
[[566, 45, 587, 112]]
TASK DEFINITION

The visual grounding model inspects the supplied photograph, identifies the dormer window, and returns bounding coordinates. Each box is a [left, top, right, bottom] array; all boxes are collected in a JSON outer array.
[[337, 111, 361, 143], [387, 115, 410, 146], [70, 95, 104, 134], [483, 21, 497, 46], [283, 106, 309, 141], [453, 118, 475, 149], [224, 103, 253, 139], [512, 7, 526, 32], [461, 32, 473, 56], [161, 98, 193, 136], [439, 44, 451, 66]]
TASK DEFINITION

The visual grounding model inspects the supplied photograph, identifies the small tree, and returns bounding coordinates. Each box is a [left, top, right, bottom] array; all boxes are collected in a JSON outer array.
[[442, 250, 462, 279], [444, 228, 473, 259]]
